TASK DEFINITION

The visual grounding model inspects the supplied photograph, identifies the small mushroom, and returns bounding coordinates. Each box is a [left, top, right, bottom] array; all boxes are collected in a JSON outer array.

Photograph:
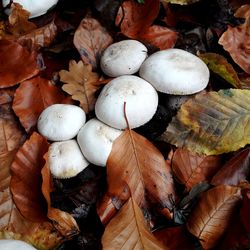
[[100, 40, 148, 77], [139, 48, 210, 95], [77, 118, 122, 167], [48, 140, 89, 179], [37, 104, 86, 141], [2, 0, 59, 18], [0, 239, 36, 250], [95, 75, 158, 129]]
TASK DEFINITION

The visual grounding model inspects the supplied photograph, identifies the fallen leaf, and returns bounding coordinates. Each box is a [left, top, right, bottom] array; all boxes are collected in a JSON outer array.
[[73, 17, 113, 69], [59, 60, 104, 113], [211, 147, 250, 186], [240, 191, 250, 233], [187, 185, 242, 249], [0, 39, 39, 88], [102, 197, 167, 250], [0, 87, 16, 105], [161, 0, 200, 5], [239, 73, 250, 89], [172, 149, 221, 191], [13, 77, 71, 132], [160, 89, 250, 155], [10, 132, 49, 222], [219, 5, 250, 74]]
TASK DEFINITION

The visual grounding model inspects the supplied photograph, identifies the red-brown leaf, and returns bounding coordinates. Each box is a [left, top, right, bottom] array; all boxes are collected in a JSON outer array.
[[0, 39, 39, 88], [73, 17, 113, 69]]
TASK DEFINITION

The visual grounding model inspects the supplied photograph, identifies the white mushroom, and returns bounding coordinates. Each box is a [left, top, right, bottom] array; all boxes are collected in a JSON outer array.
[[48, 140, 89, 179], [139, 48, 210, 95], [95, 75, 158, 129], [37, 104, 86, 141], [2, 0, 58, 18], [77, 118, 122, 167], [0, 240, 36, 250], [100, 40, 148, 77]]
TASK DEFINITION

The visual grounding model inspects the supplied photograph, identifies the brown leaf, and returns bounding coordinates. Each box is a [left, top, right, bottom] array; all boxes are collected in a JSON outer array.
[[59, 60, 105, 113], [0, 39, 39, 88], [73, 17, 113, 69], [187, 185, 242, 249], [107, 130, 176, 214], [102, 197, 167, 250], [172, 149, 221, 191], [241, 191, 250, 233], [41, 153, 80, 238], [211, 147, 250, 186], [10, 132, 49, 222], [13, 77, 71, 132], [0, 87, 16, 105], [219, 5, 250, 74]]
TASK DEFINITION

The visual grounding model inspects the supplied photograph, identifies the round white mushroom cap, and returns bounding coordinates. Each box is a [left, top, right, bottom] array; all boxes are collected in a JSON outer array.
[[77, 118, 122, 167], [139, 48, 210, 95], [100, 40, 148, 77], [48, 140, 89, 179], [0, 239, 36, 250], [37, 104, 86, 141], [2, 0, 58, 18], [95, 75, 158, 129]]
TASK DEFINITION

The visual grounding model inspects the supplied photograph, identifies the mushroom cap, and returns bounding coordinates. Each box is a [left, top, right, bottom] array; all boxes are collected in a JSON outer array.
[[100, 40, 148, 77], [77, 118, 122, 167], [0, 240, 36, 250], [2, 0, 58, 18], [139, 48, 210, 95], [48, 140, 89, 179], [37, 104, 86, 141], [95, 75, 158, 129]]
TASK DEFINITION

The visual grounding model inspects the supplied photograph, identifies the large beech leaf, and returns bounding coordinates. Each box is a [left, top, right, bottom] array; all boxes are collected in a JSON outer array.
[[211, 147, 250, 186], [13, 77, 71, 132], [219, 5, 250, 74], [102, 197, 167, 250], [107, 130, 176, 213], [0, 39, 39, 88], [160, 89, 250, 155], [41, 154, 80, 238], [172, 149, 221, 191], [73, 17, 113, 69], [59, 60, 105, 113], [187, 185, 242, 249], [10, 132, 49, 222]]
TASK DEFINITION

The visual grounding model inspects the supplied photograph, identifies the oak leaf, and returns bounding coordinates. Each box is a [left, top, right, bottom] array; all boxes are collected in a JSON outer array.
[[187, 185, 242, 249], [160, 89, 250, 155], [59, 60, 105, 113]]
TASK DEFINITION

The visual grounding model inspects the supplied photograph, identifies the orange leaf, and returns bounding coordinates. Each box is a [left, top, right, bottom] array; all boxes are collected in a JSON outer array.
[[10, 132, 49, 222], [0, 39, 39, 88], [73, 17, 113, 69], [102, 197, 167, 250], [172, 149, 221, 191], [13, 77, 71, 132], [41, 153, 80, 238], [187, 185, 242, 249]]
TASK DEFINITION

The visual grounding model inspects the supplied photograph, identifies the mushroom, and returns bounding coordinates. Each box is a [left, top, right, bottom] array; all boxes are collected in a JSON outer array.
[[100, 40, 148, 77], [77, 118, 122, 167], [95, 75, 158, 129], [0, 240, 36, 250], [48, 140, 89, 179], [2, 0, 58, 18], [37, 104, 86, 141], [139, 48, 210, 95]]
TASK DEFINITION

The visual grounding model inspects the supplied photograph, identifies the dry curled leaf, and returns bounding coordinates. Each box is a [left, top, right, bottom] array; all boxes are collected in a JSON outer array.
[[59, 60, 105, 113], [187, 185, 242, 249]]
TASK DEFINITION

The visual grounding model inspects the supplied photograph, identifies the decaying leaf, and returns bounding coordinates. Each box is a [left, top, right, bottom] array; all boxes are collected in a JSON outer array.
[[59, 60, 105, 113], [102, 197, 167, 250], [10, 132, 49, 222], [73, 17, 113, 69], [187, 185, 242, 249], [172, 149, 221, 191], [0, 39, 40, 88], [160, 89, 250, 155], [13, 77, 71, 132]]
